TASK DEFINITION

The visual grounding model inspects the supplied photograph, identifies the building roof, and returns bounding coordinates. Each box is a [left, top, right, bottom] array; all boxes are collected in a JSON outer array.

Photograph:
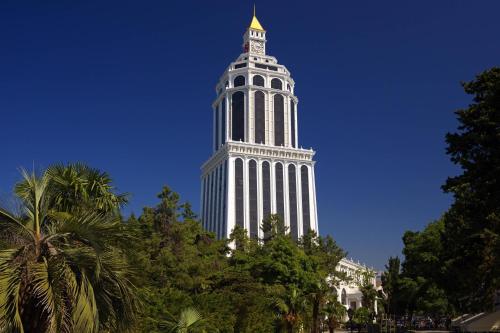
[[249, 6, 264, 31]]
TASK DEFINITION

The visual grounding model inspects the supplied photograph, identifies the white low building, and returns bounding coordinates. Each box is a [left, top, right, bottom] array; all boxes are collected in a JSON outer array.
[[336, 258, 378, 313]]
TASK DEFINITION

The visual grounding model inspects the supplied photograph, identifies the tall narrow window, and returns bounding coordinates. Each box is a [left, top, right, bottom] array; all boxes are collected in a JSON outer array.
[[234, 75, 245, 87], [274, 94, 284, 146], [262, 161, 271, 220], [232, 91, 244, 141], [211, 168, 218, 233], [262, 161, 271, 238], [301, 166, 310, 235], [249, 160, 258, 239], [221, 98, 226, 145], [253, 75, 265, 87], [235, 158, 244, 228], [275, 163, 284, 220], [288, 164, 298, 240], [254, 91, 265, 144], [271, 78, 282, 90], [290, 100, 296, 148], [218, 164, 224, 238]]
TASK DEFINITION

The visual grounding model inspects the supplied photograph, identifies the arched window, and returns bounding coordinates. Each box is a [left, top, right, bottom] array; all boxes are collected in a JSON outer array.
[[275, 163, 284, 219], [290, 100, 296, 148], [235, 158, 244, 228], [271, 78, 282, 90], [254, 91, 265, 144], [253, 75, 265, 87], [249, 160, 258, 239], [234, 75, 245, 87], [231, 91, 244, 141], [288, 164, 298, 240], [341, 289, 347, 305], [274, 94, 284, 146], [301, 166, 310, 235], [287, 83, 291, 91]]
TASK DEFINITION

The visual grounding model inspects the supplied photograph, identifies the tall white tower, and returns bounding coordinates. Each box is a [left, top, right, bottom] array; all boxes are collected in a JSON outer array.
[[201, 11, 318, 240]]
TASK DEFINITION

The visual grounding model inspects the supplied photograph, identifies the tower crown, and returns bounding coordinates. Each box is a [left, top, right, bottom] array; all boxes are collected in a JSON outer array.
[[243, 8, 266, 55]]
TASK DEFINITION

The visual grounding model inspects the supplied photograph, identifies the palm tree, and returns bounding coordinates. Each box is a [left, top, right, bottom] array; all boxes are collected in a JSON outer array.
[[44, 163, 128, 215], [273, 285, 308, 333], [162, 307, 204, 333], [322, 300, 346, 333], [0, 167, 137, 332]]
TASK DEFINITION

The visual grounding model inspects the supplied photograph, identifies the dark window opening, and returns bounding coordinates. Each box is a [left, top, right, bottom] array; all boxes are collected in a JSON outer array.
[[235, 158, 244, 228], [231, 92, 244, 141], [288, 164, 298, 240], [274, 94, 284, 146], [234, 75, 245, 87]]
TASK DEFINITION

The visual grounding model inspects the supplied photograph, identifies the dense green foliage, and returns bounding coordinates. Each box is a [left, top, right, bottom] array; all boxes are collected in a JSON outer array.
[[383, 67, 500, 318], [125, 187, 347, 332]]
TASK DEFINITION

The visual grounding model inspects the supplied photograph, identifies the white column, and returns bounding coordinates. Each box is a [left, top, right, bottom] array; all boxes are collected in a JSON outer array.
[[243, 157, 250, 235], [270, 160, 276, 214], [311, 163, 319, 233], [226, 157, 236, 236], [257, 158, 263, 239]]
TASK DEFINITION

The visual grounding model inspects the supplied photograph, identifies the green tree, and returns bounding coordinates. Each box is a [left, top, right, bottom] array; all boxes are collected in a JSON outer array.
[[358, 269, 377, 318], [381, 257, 402, 315], [0, 168, 137, 333], [441, 67, 500, 311], [322, 299, 346, 333]]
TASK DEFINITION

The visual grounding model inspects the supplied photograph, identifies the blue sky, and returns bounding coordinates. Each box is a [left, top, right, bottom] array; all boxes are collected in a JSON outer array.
[[1, 1, 499, 269]]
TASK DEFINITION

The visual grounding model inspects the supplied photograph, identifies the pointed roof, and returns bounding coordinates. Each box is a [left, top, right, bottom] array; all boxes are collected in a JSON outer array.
[[249, 5, 264, 31]]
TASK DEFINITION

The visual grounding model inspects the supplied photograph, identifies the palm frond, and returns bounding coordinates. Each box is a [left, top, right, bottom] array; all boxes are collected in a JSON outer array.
[[72, 273, 99, 333], [0, 249, 24, 333]]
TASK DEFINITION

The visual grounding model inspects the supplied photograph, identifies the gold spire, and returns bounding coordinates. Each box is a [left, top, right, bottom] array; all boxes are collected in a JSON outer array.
[[249, 5, 264, 31]]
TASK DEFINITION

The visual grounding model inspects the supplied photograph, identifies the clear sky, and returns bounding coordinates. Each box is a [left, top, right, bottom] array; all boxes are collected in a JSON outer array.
[[1, 1, 499, 269]]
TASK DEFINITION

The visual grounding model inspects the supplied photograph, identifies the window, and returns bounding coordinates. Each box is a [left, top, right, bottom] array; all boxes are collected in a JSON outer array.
[[249, 160, 258, 239], [253, 75, 265, 87], [287, 84, 291, 91], [274, 94, 284, 146], [290, 100, 296, 148], [262, 161, 271, 219], [275, 163, 284, 219], [288, 164, 298, 240], [231, 91, 244, 141], [234, 75, 245, 87], [235, 158, 244, 228], [234, 63, 246, 69], [301, 166, 310, 234], [271, 78, 283, 90], [342, 289, 347, 305], [254, 91, 265, 144]]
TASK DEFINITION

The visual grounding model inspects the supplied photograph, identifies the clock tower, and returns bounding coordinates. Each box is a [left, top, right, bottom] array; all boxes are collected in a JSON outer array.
[[201, 10, 319, 241], [243, 8, 266, 55]]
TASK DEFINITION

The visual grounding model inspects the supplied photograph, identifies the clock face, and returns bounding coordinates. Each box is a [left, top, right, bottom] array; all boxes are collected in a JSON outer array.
[[250, 41, 264, 55]]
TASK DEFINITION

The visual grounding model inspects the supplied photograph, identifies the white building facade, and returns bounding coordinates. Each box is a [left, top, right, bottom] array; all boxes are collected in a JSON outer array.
[[336, 258, 378, 313], [200, 13, 319, 240]]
